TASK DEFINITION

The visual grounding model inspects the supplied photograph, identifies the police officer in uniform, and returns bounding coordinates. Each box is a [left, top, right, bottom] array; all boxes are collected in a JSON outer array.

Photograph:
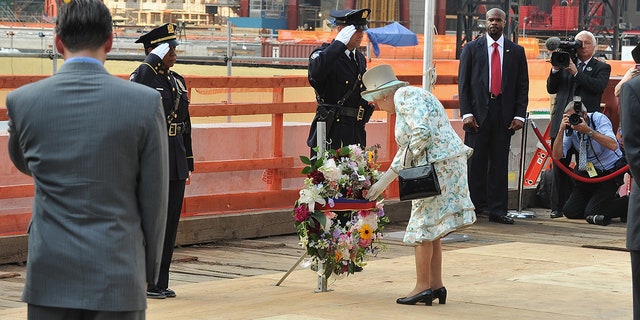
[[130, 23, 194, 299], [307, 8, 375, 155]]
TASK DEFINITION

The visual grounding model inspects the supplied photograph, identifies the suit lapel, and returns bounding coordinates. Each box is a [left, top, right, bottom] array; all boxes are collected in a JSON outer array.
[[501, 40, 512, 93], [480, 36, 490, 92], [583, 59, 596, 74]]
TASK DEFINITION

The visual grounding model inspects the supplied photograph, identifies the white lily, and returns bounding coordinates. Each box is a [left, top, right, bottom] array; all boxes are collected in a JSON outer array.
[[299, 184, 326, 212]]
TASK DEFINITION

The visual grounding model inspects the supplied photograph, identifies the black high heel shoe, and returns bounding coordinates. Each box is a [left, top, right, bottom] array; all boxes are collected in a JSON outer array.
[[396, 289, 433, 305], [431, 287, 447, 304]]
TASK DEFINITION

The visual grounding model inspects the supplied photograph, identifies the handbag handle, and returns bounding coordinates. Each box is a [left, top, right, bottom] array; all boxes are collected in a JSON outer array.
[[402, 143, 429, 168]]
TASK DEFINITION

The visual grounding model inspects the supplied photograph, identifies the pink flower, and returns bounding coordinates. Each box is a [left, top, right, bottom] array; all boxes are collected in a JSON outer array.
[[358, 237, 372, 248], [358, 209, 372, 218], [324, 211, 336, 220], [294, 204, 310, 222]]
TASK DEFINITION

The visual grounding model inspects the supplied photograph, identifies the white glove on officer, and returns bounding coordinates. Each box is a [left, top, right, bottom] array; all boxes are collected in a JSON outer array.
[[335, 25, 357, 46], [150, 43, 170, 59], [366, 169, 398, 200]]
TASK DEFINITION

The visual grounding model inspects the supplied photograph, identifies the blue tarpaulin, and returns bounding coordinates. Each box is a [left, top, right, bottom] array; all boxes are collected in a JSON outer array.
[[366, 22, 418, 57]]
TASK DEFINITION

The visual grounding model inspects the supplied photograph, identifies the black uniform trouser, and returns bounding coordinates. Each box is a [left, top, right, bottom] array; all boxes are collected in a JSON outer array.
[[152, 179, 186, 290], [550, 138, 575, 212], [562, 171, 624, 219], [464, 98, 510, 216]]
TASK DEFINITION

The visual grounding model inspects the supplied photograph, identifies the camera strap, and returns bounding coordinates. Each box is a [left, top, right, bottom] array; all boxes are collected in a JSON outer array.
[[586, 113, 624, 171]]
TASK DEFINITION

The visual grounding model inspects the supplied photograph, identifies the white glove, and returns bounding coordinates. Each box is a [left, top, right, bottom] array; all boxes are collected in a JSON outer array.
[[366, 169, 398, 200], [150, 43, 170, 59], [335, 25, 357, 46]]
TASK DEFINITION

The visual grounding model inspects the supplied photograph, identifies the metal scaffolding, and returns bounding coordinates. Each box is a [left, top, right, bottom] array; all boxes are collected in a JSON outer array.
[[455, 0, 519, 59], [579, 0, 621, 60]]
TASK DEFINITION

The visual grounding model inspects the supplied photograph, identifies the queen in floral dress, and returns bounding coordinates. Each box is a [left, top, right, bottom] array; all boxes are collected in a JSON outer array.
[[362, 64, 476, 306]]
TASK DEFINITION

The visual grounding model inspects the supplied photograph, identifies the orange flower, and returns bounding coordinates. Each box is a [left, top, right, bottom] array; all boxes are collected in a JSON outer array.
[[334, 251, 342, 261]]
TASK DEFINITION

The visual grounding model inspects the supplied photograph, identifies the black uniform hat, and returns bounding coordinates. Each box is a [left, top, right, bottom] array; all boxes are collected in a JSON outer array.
[[330, 8, 371, 30], [135, 23, 179, 49]]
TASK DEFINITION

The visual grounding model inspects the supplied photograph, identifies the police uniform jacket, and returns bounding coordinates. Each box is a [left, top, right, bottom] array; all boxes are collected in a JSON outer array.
[[307, 40, 373, 150], [131, 53, 194, 180]]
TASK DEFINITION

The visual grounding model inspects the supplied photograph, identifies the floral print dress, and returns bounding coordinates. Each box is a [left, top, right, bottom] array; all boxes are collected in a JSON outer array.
[[390, 86, 476, 243]]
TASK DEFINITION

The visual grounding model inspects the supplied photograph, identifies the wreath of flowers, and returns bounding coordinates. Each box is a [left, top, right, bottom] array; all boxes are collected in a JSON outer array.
[[293, 144, 389, 279]]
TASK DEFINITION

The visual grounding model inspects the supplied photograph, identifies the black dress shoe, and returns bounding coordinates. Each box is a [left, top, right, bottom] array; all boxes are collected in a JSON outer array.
[[586, 215, 611, 226], [396, 289, 433, 305], [550, 210, 563, 219], [489, 215, 514, 224], [431, 287, 447, 304], [161, 288, 176, 298], [146, 289, 166, 299]]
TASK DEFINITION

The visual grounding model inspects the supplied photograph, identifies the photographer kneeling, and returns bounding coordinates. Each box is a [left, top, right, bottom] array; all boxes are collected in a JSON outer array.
[[551, 101, 629, 225]]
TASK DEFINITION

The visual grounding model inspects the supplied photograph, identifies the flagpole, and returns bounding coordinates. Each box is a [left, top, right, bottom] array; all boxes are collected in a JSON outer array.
[[422, 0, 435, 92]]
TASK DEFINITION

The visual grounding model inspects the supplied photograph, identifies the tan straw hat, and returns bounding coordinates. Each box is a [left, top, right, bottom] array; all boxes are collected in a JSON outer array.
[[361, 64, 409, 101]]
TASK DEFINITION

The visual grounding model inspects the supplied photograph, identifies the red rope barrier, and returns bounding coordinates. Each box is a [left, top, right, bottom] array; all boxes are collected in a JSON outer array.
[[530, 121, 629, 184]]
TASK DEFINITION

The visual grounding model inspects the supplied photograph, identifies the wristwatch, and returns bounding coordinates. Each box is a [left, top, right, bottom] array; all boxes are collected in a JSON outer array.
[[587, 129, 595, 137]]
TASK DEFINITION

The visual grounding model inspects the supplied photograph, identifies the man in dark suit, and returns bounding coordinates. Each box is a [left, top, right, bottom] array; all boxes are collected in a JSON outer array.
[[458, 7, 529, 224], [620, 75, 640, 320], [307, 8, 375, 155], [131, 23, 195, 299], [546, 30, 611, 219], [6, 0, 168, 318]]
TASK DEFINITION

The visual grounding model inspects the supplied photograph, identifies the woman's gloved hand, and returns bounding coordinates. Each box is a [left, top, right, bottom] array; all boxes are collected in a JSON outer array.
[[366, 169, 398, 200]]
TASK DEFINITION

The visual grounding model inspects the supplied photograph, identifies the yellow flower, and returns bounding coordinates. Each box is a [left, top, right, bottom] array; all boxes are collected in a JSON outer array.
[[366, 151, 374, 164], [359, 224, 373, 240]]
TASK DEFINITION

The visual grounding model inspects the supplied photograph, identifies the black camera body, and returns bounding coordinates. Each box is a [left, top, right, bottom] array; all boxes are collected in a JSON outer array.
[[549, 38, 583, 68], [565, 98, 584, 136], [569, 113, 582, 126]]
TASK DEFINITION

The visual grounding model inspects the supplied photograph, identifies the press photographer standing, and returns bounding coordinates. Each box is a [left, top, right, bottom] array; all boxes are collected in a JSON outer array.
[[546, 30, 611, 219], [551, 101, 627, 225]]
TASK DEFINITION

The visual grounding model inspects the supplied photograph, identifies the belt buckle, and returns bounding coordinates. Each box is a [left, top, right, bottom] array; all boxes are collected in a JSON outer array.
[[490, 93, 498, 100], [357, 106, 364, 121], [168, 123, 177, 136]]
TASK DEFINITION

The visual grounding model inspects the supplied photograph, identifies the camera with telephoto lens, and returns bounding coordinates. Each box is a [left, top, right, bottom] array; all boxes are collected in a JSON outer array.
[[565, 97, 583, 136], [545, 37, 583, 68]]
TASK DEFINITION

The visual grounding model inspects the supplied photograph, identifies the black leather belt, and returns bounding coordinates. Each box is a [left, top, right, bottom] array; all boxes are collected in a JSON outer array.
[[318, 104, 365, 121], [168, 122, 189, 136], [490, 93, 502, 100]]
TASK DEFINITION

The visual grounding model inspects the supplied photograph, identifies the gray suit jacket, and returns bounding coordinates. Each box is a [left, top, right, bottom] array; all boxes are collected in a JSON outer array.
[[7, 61, 168, 311], [621, 76, 640, 252]]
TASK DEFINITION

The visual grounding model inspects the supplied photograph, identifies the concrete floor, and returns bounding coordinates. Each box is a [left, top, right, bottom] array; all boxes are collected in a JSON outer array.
[[0, 207, 632, 320]]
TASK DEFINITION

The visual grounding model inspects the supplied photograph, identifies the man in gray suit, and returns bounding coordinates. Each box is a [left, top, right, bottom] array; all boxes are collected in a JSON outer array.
[[6, 0, 168, 319], [621, 75, 640, 320]]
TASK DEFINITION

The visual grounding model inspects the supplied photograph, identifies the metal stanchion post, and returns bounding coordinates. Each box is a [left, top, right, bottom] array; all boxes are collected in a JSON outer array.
[[314, 122, 329, 292], [508, 114, 536, 218]]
